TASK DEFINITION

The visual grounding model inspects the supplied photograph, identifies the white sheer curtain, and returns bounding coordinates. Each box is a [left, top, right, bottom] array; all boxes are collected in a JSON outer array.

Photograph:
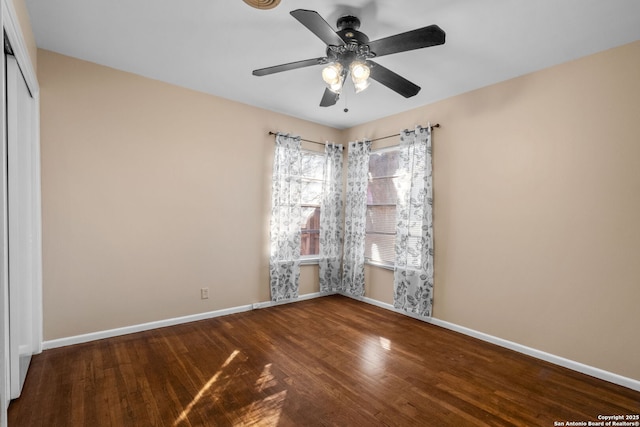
[[319, 143, 344, 293], [269, 134, 302, 302], [393, 125, 434, 317], [342, 140, 371, 296]]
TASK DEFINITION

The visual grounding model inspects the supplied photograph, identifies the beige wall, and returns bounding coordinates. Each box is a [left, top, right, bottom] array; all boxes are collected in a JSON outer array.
[[10, 0, 37, 70], [38, 49, 341, 341], [345, 41, 640, 380], [39, 40, 640, 381]]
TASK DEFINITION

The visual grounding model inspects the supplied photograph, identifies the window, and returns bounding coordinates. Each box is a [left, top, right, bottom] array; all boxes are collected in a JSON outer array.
[[300, 150, 325, 258], [365, 147, 401, 267]]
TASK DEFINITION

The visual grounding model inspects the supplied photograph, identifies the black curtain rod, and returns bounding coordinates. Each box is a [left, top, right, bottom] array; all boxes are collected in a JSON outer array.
[[370, 123, 440, 143], [267, 131, 326, 146], [268, 123, 440, 146]]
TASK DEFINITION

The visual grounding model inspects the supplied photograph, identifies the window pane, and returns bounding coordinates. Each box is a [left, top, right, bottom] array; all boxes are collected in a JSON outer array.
[[369, 150, 400, 178], [300, 151, 323, 257], [301, 180, 323, 205], [301, 207, 320, 257], [365, 147, 401, 266], [367, 177, 399, 205], [301, 231, 320, 256], [301, 153, 325, 180], [365, 233, 395, 265], [366, 205, 396, 234], [301, 207, 320, 231]]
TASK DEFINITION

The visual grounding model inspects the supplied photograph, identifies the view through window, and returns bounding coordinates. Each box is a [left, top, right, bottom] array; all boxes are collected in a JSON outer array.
[[366, 147, 401, 266], [300, 151, 324, 257]]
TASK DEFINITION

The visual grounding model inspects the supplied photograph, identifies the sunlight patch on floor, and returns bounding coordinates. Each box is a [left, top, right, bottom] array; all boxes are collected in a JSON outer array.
[[379, 337, 391, 351], [254, 363, 277, 392], [232, 390, 287, 426], [229, 363, 285, 425], [361, 337, 390, 376], [173, 349, 240, 426]]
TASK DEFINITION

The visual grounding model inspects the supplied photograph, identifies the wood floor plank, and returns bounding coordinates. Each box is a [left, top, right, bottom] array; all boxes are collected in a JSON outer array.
[[8, 295, 640, 426]]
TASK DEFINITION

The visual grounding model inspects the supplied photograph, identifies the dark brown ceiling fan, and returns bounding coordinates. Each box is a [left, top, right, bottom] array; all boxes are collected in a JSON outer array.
[[252, 9, 446, 107]]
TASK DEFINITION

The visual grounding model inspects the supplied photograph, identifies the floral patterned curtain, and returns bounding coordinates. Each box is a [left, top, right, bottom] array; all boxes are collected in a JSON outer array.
[[342, 140, 371, 296], [393, 126, 434, 317], [269, 134, 302, 302], [319, 143, 344, 293]]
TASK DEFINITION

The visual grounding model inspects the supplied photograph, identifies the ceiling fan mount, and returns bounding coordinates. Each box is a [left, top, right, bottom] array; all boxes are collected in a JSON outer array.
[[336, 15, 362, 31], [252, 9, 446, 107]]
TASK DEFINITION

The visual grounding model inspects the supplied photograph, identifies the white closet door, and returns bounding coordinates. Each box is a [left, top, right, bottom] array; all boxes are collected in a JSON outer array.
[[6, 55, 37, 400]]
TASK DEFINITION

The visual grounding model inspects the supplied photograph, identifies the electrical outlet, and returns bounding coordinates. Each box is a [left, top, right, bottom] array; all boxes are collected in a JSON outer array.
[[200, 287, 209, 299]]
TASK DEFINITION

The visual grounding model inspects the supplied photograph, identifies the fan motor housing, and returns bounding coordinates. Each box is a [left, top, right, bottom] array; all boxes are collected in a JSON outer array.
[[336, 15, 369, 44]]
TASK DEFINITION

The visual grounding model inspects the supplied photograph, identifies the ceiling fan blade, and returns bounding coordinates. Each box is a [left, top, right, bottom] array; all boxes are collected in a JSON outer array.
[[253, 57, 327, 76], [368, 61, 421, 98], [368, 25, 445, 58], [320, 88, 339, 107], [290, 9, 346, 47]]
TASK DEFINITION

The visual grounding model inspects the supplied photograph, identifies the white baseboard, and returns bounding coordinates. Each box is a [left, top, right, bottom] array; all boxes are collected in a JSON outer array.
[[251, 292, 324, 309], [353, 294, 640, 393], [42, 303, 253, 350], [42, 292, 639, 392], [42, 292, 326, 350]]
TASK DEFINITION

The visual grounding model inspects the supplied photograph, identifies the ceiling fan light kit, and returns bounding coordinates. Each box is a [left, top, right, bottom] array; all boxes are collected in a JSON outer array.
[[252, 9, 445, 107], [322, 63, 344, 93], [350, 61, 371, 93]]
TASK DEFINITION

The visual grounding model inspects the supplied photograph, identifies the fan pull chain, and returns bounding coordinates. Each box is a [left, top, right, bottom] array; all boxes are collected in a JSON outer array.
[[343, 86, 349, 113]]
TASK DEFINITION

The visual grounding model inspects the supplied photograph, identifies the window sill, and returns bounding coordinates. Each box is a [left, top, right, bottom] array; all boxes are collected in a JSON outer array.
[[365, 259, 394, 271], [300, 257, 320, 265], [300, 258, 396, 269]]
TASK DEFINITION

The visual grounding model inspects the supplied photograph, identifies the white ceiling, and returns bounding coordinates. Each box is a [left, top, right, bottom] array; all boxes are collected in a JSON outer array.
[[26, 0, 640, 129]]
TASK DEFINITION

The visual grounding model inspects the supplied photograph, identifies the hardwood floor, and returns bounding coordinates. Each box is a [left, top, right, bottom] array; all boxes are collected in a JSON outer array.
[[8, 295, 640, 426]]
